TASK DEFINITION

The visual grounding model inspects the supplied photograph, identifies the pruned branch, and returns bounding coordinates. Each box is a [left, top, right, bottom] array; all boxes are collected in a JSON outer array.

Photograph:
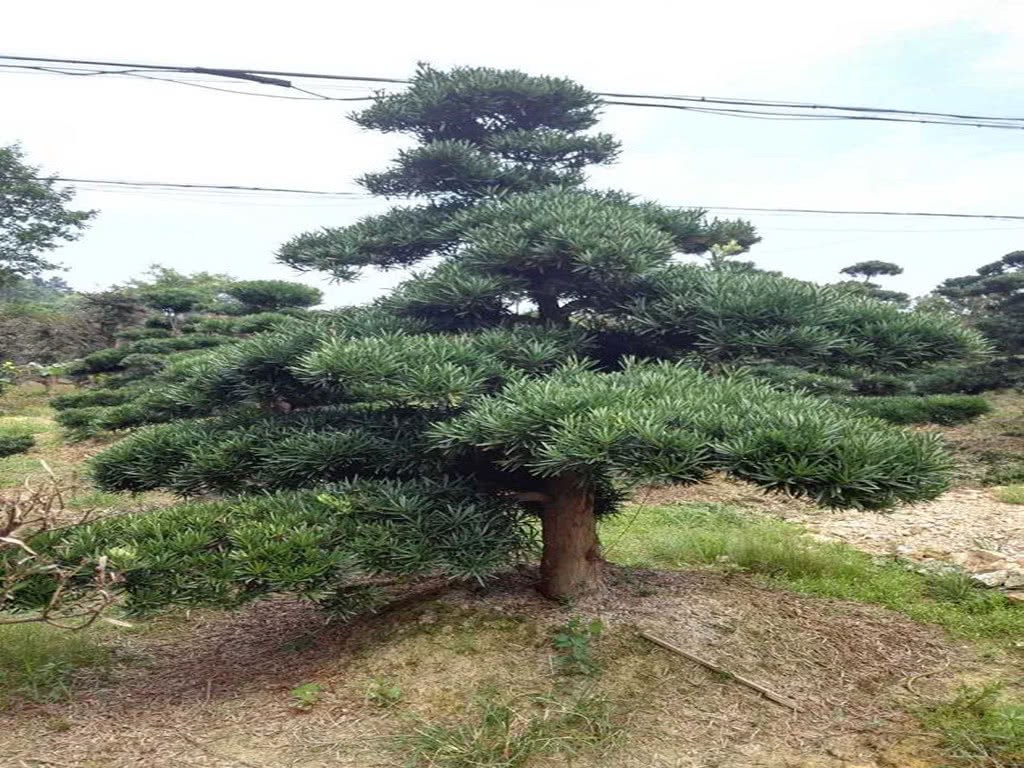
[[0, 466, 122, 629]]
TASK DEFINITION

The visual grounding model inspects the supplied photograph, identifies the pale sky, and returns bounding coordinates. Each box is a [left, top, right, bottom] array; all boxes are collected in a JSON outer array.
[[4, 0, 1023, 306]]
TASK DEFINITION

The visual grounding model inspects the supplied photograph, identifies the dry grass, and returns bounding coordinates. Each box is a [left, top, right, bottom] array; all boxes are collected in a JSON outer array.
[[995, 485, 1024, 505], [0, 570, 984, 767], [938, 390, 1024, 486]]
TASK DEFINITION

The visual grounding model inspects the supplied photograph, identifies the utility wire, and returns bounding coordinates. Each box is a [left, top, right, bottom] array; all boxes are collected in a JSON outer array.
[[3, 54, 1023, 129], [45, 177, 367, 197], [682, 204, 1024, 221], [43, 176, 1024, 220]]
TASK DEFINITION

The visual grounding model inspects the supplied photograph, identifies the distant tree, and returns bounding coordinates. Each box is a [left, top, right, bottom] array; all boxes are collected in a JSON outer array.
[[841, 260, 904, 281], [224, 280, 322, 313], [937, 251, 1023, 356], [0, 275, 73, 304], [836, 261, 908, 307], [0, 145, 95, 285], [137, 286, 206, 331]]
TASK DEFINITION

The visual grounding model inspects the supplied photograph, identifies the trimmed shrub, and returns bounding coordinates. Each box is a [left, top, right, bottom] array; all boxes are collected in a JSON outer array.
[[843, 394, 991, 425], [0, 434, 34, 457], [51, 388, 135, 411]]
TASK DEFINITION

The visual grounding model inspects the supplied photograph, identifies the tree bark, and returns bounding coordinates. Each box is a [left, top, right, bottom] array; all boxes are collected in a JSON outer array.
[[530, 287, 569, 327], [538, 474, 602, 600]]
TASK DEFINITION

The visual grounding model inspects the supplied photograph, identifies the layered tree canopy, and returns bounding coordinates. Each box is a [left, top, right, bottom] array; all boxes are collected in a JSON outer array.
[[8, 65, 988, 615]]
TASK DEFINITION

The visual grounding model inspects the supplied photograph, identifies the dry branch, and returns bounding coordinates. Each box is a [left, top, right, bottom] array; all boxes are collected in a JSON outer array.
[[1, 463, 122, 629], [639, 630, 799, 711]]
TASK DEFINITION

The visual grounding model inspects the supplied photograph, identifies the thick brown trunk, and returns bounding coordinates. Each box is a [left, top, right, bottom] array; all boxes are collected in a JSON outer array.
[[539, 474, 602, 600]]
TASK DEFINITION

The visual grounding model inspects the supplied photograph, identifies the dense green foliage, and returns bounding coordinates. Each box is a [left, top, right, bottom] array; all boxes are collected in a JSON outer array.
[[51, 272, 321, 437], [224, 280, 322, 312], [935, 251, 1023, 390], [0, 144, 94, 285], [14, 65, 989, 611], [11, 482, 531, 616], [842, 394, 992, 425], [0, 432, 34, 457]]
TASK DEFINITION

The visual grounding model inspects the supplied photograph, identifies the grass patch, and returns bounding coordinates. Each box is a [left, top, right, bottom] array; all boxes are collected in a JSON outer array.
[[0, 623, 112, 709], [403, 684, 620, 767], [994, 485, 1024, 505], [0, 453, 47, 487], [0, 382, 60, 419], [917, 684, 1024, 767], [602, 504, 1024, 642]]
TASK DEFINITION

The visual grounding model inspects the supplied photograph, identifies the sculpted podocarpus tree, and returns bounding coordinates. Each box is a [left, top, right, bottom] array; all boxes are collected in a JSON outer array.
[[7, 66, 985, 616]]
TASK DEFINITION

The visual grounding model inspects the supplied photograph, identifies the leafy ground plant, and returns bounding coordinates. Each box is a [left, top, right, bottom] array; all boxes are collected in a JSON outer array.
[[366, 676, 403, 707], [290, 682, 323, 710], [551, 617, 604, 676]]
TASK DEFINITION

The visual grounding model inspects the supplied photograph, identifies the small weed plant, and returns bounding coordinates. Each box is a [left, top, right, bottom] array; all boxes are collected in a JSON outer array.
[[289, 682, 323, 710], [0, 624, 111, 709], [366, 676, 403, 707], [552, 617, 603, 677]]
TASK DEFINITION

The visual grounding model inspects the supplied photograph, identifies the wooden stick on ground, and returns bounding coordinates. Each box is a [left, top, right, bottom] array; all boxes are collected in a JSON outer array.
[[639, 631, 799, 711]]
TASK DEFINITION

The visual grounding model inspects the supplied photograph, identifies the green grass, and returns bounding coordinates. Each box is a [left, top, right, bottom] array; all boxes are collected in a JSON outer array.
[[0, 453, 46, 487], [917, 684, 1024, 767], [0, 623, 112, 709], [601, 503, 1024, 642], [403, 684, 620, 768], [0, 382, 58, 419], [994, 485, 1024, 505]]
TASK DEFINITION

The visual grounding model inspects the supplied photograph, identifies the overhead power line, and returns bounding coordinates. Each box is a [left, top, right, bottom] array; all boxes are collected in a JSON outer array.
[[46, 177, 366, 197], [46, 175, 1024, 220], [684, 204, 1024, 221], [3, 54, 1023, 129]]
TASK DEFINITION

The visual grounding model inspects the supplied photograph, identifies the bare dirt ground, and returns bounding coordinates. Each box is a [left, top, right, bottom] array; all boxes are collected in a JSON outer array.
[[0, 569, 981, 768]]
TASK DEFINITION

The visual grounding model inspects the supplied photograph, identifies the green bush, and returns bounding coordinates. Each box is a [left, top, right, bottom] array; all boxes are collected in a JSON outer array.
[[143, 315, 173, 330], [224, 280, 323, 312], [77, 347, 130, 374], [15, 480, 532, 616], [748, 364, 854, 396], [913, 359, 1024, 395], [54, 405, 107, 439], [114, 327, 172, 341], [51, 388, 135, 411], [842, 394, 991, 425], [848, 372, 912, 396], [128, 334, 231, 354], [0, 433, 34, 457]]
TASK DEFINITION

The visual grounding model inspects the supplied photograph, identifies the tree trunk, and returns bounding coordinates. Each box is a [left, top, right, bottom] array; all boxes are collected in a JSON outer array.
[[530, 288, 569, 327], [539, 474, 602, 600]]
